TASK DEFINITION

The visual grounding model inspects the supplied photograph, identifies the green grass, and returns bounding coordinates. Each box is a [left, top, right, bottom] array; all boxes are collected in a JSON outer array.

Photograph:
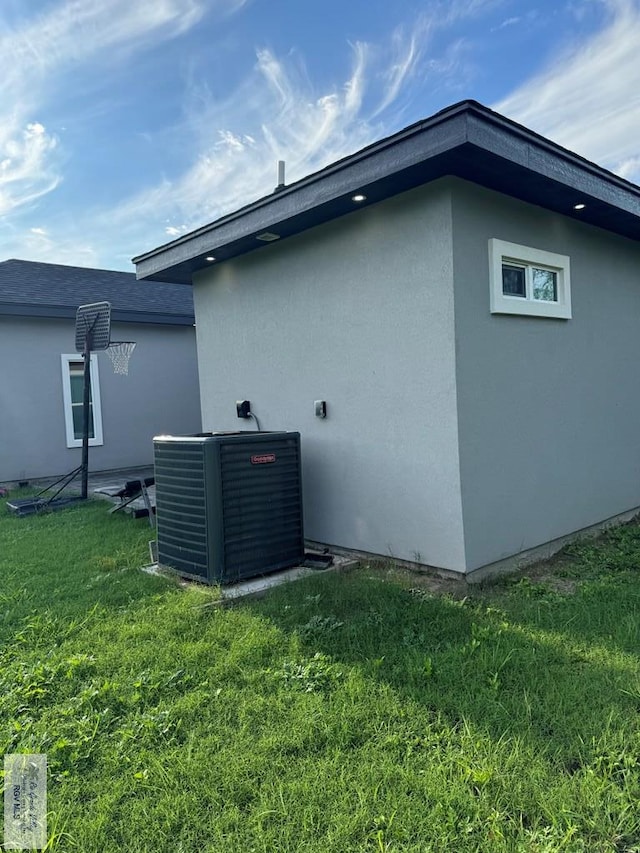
[[1, 495, 639, 852]]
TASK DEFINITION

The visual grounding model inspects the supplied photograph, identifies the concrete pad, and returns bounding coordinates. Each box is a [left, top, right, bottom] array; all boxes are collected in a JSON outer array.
[[141, 552, 358, 602], [219, 565, 323, 601]]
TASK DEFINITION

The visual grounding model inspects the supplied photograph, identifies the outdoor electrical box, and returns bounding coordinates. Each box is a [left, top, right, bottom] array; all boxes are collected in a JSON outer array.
[[153, 431, 304, 584]]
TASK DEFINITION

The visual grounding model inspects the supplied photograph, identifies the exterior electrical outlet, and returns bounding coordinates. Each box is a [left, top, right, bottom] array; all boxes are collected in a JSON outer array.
[[153, 431, 304, 584], [236, 400, 251, 418]]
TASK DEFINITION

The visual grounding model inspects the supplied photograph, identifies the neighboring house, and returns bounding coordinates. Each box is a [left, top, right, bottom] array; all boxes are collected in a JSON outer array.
[[133, 100, 640, 580], [0, 259, 201, 483]]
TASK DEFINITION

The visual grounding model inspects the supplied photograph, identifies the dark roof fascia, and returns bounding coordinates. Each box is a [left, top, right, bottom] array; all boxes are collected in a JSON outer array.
[[134, 102, 471, 264], [463, 109, 640, 213], [132, 103, 476, 283], [133, 100, 640, 284], [0, 302, 194, 325]]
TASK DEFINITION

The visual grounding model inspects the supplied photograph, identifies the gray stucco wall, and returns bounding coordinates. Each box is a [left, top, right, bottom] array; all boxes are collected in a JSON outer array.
[[193, 181, 466, 571], [452, 178, 640, 571], [0, 317, 201, 482]]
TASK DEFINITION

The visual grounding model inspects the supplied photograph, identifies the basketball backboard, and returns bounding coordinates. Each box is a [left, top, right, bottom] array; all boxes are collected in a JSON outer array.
[[75, 302, 111, 352]]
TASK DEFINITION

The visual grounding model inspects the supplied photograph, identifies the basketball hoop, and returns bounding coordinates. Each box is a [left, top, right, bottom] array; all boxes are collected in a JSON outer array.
[[107, 341, 136, 375]]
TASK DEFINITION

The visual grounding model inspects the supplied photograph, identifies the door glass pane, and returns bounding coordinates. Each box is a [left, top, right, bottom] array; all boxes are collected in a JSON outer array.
[[502, 264, 526, 297], [532, 268, 557, 301]]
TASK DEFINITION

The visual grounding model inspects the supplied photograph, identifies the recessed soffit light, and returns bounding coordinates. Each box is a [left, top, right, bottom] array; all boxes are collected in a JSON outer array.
[[256, 232, 280, 242], [205, 255, 216, 262], [573, 203, 586, 210], [352, 193, 367, 203]]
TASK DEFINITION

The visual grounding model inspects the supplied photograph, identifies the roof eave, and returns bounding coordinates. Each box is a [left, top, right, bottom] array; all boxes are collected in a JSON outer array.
[[133, 100, 640, 285], [0, 303, 194, 325]]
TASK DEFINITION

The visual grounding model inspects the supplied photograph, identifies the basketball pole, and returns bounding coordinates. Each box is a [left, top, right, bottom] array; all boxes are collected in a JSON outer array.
[[81, 323, 95, 500]]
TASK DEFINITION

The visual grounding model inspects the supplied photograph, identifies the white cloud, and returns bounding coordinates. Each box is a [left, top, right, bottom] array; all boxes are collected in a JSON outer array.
[[495, 0, 640, 182], [0, 0, 500, 268], [0, 118, 60, 215], [372, 28, 422, 118], [106, 41, 379, 238], [216, 130, 251, 152], [495, 15, 520, 29], [3, 224, 99, 268], [107, 13, 473, 249], [617, 156, 640, 180], [0, 0, 208, 86], [103, 0, 512, 259], [0, 0, 217, 219]]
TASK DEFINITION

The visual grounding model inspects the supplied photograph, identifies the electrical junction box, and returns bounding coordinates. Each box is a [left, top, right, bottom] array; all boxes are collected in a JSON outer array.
[[153, 431, 304, 584]]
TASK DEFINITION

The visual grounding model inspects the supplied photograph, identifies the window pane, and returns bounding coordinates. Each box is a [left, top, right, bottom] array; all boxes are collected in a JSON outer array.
[[69, 366, 92, 406], [532, 268, 557, 302], [69, 375, 83, 403], [72, 404, 94, 440], [502, 264, 526, 297]]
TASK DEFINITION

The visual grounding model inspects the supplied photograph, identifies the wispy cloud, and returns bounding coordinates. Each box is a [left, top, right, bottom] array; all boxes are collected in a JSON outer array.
[[0, 0, 207, 86], [106, 10, 485, 253], [494, 15, 520, 29], [0, 0, 214, 219], [0, 119, 60, 215], [495, 0, 640, 181], [106, 39, 399, 241], [617, 156, 640, 180], [0, 0, 497, 268], [4, 224, 99, 268], [372, 27, 422, 118]]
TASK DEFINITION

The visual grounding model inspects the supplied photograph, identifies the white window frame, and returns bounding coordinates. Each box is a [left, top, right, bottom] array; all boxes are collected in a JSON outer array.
[[61, 354, 104, 448], [489, 238, 571, 319]]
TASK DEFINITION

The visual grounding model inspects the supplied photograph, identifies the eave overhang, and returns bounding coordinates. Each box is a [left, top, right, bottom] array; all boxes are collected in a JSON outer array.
[[0, 303, 194, 325], [133, 100, 640, 285]]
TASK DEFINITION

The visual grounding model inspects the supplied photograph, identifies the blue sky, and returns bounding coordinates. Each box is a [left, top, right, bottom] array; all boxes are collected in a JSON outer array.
[[1, 0, 639, 272]]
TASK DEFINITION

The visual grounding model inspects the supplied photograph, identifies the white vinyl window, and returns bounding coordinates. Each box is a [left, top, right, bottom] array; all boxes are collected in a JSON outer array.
[[489, 239, 571, 319], [61, 354, 103, 448]]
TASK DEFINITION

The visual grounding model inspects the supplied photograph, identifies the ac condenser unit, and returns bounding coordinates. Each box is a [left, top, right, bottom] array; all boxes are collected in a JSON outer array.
[[153, 431, 304, 584]]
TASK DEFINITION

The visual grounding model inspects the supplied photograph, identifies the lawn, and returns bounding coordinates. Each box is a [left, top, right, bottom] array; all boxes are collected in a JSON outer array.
[[0, 496, 639, 852]]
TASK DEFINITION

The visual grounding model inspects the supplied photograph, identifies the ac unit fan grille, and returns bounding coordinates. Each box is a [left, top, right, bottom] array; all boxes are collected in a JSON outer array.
[[220, 438, 303, 580], [155, 443, 209, 579]]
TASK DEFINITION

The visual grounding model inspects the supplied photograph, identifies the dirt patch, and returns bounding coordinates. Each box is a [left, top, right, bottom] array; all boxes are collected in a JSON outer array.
[[359, 560, 470, 599], [500, 550, 581, 595], [355, 548, 585, 600]]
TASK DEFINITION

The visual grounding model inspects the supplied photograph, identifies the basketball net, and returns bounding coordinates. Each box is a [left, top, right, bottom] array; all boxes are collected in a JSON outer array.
[[107, 341, 136, 375]]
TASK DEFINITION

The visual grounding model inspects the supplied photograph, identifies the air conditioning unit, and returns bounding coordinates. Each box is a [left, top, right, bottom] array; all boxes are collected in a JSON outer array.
[[153, 431, 304, 584]]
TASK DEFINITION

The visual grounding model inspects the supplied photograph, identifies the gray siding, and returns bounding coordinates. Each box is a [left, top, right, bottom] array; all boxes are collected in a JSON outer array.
[[452, 178, 640, 571], [0, 317, 201, 482], [193, 182, 466, 571]]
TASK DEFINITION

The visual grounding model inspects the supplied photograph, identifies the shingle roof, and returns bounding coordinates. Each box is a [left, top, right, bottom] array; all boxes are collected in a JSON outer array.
[[0, 258, 194, 324]]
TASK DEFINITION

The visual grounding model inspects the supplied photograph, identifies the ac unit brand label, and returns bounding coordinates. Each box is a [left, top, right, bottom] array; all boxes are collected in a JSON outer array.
[[251, 453, 276, 465]]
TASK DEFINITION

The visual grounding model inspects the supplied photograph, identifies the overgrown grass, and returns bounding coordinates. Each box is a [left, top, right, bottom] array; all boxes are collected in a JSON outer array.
[[1, 495, 639, 852]]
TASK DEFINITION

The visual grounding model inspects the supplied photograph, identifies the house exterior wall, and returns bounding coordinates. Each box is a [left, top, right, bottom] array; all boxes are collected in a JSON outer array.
[[451, 178, 640, 572], [0, 317, 201, 482], [193, 182, 467, 571]]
